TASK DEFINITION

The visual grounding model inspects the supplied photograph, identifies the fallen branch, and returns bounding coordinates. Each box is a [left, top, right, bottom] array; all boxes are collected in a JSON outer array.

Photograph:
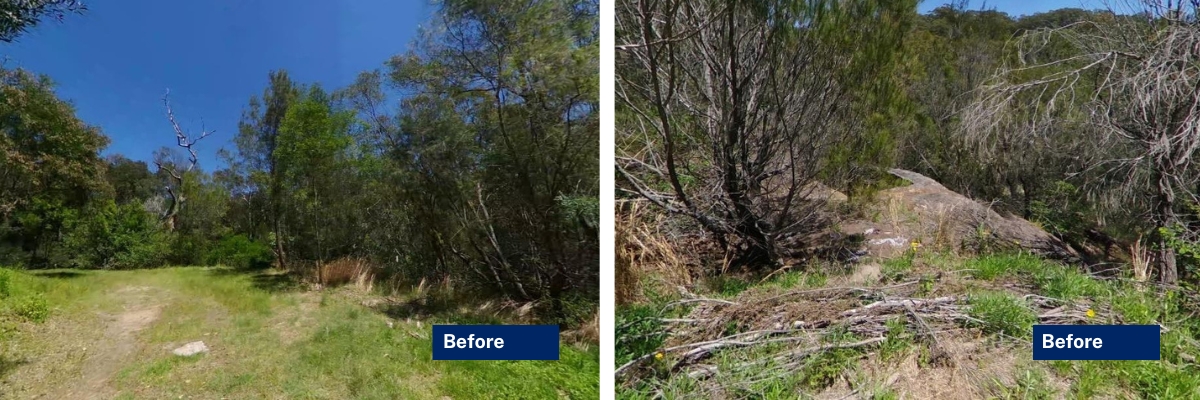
[[840, 296, 959, 316]]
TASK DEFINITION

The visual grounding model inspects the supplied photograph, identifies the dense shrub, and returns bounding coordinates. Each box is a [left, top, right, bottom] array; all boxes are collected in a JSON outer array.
[[204, 234, 273, 270], [62, 199, 170, 269]]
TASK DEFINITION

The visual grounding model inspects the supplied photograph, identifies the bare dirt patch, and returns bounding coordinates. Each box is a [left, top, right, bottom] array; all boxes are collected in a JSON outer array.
[[46, 286, 165, 400], [855, 334, 1071, 399]]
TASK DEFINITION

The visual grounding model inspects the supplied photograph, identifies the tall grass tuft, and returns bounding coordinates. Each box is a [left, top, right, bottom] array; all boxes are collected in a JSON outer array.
[[616, 200, 691, 305], [316, 258, 376, 291]]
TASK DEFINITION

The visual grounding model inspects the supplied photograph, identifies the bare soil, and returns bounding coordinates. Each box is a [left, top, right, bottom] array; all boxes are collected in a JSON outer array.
[[47, 286, 165, 400]]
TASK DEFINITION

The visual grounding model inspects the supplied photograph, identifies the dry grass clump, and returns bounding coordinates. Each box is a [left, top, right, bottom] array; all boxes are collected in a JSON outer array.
[[617, 199, 693, 305], [317, 257, 377, 290], [1130, 235, 1150, 283], [563, 312, 599, 348]]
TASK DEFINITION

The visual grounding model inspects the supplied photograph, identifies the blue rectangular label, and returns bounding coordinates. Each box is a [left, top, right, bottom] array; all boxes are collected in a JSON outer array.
[[1032, 325, 1160, 360], [432, 325, 559, 360]]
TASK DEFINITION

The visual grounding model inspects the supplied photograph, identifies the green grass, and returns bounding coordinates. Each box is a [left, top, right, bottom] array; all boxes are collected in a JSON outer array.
[[995, 367, 1056, 400], [967, 291, 1037, 337], [880, 254, 914, 282], [0, 267, 598, 399], [965, 253, 1045, 280], [951, 254, 1200, 399], [707, 275, 752, 297], [878, 317, 913, 363], [762, 269, 827, 290]]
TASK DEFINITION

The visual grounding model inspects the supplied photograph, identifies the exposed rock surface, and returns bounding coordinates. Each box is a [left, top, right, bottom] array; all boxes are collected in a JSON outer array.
[[843, 169, 1078, 260], [172, 341, 209, 357]]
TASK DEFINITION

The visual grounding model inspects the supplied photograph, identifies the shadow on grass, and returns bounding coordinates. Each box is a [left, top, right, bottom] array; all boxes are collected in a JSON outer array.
[[205, 267, 304, 293], [28, 270, 88, 279], [371, 295, 509, 325], [0, 354, 28, 380]]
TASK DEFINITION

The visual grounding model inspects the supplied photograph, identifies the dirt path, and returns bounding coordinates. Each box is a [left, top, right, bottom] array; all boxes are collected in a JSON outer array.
[[48, 286, 165, 400]]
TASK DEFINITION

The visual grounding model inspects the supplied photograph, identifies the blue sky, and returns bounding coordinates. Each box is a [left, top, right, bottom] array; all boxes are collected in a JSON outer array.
[[919, 0, 1101, 16], [0, 1, 433, 171]]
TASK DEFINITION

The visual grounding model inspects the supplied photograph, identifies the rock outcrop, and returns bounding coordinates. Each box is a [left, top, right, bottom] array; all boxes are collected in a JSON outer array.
[[844, 169, 1078, 261]]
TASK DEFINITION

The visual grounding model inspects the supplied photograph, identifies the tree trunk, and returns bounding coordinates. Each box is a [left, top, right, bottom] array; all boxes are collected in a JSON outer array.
[[1156, 180, 1178, 285], [1159, 242, 1178, 285], [273, 218, 287, 270]]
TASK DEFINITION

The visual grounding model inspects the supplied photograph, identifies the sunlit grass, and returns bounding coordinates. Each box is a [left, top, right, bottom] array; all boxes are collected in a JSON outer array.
[[1, 267, 598, 399]]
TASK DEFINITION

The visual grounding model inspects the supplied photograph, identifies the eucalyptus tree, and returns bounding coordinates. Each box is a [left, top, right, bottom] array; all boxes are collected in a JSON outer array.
[[0, 0, 84, 42], [233, 71, 302, 269], [0, 66, 108, 265], [387, 0, 598, 320]]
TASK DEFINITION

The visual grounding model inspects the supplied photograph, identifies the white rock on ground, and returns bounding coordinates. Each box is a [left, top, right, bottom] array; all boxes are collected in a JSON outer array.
[[172, 341, 209, 356]]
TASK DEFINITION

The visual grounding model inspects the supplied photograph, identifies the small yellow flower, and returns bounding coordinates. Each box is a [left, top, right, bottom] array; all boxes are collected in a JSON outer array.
[[654, 352, 664, 361], [1086, 309, 1096, 319], [910, 240, 921, 252]]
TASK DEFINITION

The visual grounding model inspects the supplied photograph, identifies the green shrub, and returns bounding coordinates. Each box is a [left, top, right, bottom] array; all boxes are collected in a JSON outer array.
[[204, 234, 273, 270], [0, 269, 10, 298], [62, 199, 170, 269]]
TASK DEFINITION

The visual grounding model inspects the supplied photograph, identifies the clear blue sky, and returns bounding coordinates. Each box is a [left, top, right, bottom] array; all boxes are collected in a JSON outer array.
[[0, 0, 433, 171], [919, 0, 1101, 16]]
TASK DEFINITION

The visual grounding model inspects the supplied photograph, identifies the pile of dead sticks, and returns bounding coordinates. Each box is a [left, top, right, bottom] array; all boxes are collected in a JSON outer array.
[[616, 281, 1119, 383]]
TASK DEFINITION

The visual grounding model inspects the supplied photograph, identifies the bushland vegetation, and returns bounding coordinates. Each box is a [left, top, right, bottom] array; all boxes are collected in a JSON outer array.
[[1, 0, 598, 326], [617, 0, 1200, 397]]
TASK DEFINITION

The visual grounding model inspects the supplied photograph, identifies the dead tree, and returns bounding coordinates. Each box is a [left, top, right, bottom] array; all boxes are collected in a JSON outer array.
[[155, 90, 212, 231], [962, 0, 1200, 284], [615, 0, 910, 267]]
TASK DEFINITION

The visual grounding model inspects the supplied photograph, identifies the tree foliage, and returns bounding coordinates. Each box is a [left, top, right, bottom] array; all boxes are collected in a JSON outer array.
[[0, 0, 85, 43], [962, 0, 1200, 283]]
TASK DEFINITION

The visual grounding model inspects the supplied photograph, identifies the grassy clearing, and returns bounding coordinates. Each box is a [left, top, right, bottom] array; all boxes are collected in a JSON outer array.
[[0, 267, 598, 399]]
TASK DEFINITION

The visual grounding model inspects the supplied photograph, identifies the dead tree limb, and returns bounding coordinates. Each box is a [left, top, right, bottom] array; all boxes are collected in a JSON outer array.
[[156, 89, 212, 231]]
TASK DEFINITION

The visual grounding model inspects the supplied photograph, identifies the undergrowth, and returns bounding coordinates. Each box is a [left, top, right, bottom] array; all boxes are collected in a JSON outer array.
[[617, 251, 1200, 399]]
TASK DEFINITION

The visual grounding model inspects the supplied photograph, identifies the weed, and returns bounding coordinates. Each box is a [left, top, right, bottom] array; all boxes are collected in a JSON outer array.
[[12, 295, 48, 322], [880, 255, 913, 282], [1033, 266, 1105, 300], [616, 304, 668, 367], [967, 253, 1044, 280], [797, 328, 863, 390], [872, 387, 900, 400], [879, 317, 912, 363], [916, 274, 935, 296], [0, 269, 10, 298], [996, 367, 1056, 400], [708, 275, 751, 297], [967, 291, 1036, 337]]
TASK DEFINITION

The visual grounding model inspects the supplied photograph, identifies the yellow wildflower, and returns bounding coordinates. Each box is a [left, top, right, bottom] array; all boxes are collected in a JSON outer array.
[[654, 351, 664, 361], [1086, 309, 1095, 319]]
